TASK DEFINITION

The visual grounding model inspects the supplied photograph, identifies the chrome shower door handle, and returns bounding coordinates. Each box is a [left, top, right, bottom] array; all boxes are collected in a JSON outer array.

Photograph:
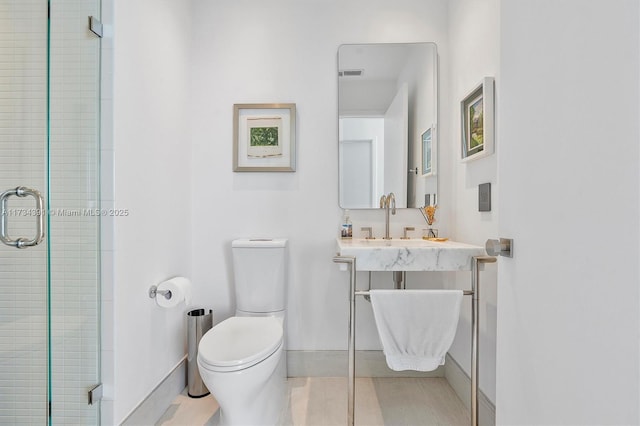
[[0, 187, 45, 249]]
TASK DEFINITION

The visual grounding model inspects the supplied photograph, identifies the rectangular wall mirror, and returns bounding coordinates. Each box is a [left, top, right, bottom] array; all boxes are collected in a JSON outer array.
[[338, 42, 438, 209]]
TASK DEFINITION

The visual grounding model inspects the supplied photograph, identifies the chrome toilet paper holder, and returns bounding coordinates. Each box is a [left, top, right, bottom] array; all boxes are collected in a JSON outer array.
[[148, 285, 172, 300]]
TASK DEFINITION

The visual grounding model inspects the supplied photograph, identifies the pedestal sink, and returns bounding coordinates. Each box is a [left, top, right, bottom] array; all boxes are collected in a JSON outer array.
[[336, 238, 486, 271]]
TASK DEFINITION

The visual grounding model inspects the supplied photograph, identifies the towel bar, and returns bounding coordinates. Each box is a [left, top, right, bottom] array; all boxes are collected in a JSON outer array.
[[333, 255, 496, 426], [355, 290, 474, 296]]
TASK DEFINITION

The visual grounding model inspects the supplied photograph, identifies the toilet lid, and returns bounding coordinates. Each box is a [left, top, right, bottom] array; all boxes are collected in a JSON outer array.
[[198, 316, 283, 370]]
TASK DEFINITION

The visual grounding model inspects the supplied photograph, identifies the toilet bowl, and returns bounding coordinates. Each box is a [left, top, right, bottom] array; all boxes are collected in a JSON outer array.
[[197, 316, 286, 425], [197, 238, 288, 425]]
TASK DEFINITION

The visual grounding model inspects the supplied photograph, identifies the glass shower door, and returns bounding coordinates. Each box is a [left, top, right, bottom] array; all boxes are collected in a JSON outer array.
[[0, 2, 50, 423], [0, 1, 102, 424]]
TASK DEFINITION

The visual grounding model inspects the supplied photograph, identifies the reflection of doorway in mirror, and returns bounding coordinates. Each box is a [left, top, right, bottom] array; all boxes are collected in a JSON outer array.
[[339, 117, 384, 208], [339, 139, 375, 208]]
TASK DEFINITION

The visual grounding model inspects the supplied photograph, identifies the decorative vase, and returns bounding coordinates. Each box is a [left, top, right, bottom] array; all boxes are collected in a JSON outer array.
[[423, 228, 438, 239]]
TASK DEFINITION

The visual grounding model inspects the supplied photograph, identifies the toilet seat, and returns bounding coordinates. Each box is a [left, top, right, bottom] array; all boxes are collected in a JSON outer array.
[[198, 316, 283, 373]]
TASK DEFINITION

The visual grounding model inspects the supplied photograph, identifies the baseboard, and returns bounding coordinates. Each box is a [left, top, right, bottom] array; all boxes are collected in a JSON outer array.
[[120, 356, 187, 426], [444, 354, 496, 426], [287, 350, 444, 378]]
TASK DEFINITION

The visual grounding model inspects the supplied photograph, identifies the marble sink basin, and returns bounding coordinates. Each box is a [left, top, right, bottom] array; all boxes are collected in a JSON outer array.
[[336, 237, 486, 271]]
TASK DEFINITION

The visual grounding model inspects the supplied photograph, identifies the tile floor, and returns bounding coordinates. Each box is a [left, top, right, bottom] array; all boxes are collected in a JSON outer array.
[[156, 377, 469, 426]]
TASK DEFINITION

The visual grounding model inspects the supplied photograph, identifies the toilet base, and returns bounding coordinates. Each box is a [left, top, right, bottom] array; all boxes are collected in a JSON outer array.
[[201, 345, 286, 426]]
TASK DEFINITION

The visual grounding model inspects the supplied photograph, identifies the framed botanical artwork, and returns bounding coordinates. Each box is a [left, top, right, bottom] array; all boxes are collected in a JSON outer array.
[[461, 77, 494, 162], [421, 127, 433, 176], [233, 103, 296, 172]]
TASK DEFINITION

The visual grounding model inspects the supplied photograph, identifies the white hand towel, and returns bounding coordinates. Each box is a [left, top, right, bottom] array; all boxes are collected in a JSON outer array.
[[370, 289, 463, 372]]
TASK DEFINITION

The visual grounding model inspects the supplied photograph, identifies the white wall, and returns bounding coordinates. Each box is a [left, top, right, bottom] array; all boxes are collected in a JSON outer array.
[[111, 0, 192, 423], [189, 0, 448, 352], [446, 0, 500, 404], [497, 1, 639, 424]]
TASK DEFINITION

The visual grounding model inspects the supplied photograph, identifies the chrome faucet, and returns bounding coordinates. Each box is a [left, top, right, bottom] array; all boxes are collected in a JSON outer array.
[[379, 192, 396, 239]]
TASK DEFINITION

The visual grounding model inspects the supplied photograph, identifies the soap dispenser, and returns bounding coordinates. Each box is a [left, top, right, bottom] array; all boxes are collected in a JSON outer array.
[[341, 209, 353, 239]]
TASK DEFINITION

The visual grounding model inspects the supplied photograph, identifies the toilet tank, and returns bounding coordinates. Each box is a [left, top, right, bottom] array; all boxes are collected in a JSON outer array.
[[232, 239, 287, 313]]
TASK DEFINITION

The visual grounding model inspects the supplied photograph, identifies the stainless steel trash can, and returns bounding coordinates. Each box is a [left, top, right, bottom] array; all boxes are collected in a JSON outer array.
[[187, 308, 213, 398]]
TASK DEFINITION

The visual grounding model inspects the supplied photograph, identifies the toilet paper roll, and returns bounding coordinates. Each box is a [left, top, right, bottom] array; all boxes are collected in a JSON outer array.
[[155, 277, 192, 308]]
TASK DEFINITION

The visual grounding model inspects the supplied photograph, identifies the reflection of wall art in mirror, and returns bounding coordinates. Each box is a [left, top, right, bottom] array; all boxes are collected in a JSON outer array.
[[421, 127, 432, 176], [461, 77, 494, 162], [233, 103, 296, 172]]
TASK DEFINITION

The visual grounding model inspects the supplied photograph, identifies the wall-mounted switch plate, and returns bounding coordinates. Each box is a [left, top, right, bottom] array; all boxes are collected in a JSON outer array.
[[479, 183, 491, 212]]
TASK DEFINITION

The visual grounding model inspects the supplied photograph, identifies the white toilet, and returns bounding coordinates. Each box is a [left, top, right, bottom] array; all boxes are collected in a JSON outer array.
[[197, 238, 287, 426]]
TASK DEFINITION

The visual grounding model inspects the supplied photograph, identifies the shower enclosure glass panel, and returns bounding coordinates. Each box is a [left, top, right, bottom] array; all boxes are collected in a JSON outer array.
[[0, 1, 102, 424]]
